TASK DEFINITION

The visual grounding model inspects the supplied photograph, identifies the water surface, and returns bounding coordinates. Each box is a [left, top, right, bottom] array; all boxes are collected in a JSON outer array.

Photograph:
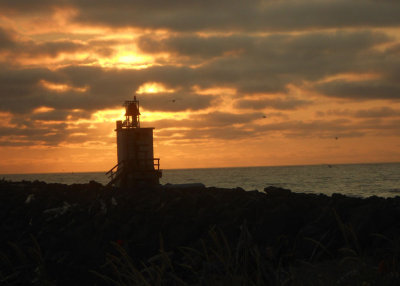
[[2, 163, 400, 198]]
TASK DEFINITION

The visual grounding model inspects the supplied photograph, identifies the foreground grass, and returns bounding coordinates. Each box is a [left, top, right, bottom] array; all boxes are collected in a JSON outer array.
[[2, 222, 400, 285], [93, 222, 400, 286]]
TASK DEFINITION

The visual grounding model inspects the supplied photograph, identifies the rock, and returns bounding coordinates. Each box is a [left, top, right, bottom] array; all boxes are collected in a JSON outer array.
[[1, 180, 400, 285], [163, 183, 205, 190], [264, 186, 291, 197]]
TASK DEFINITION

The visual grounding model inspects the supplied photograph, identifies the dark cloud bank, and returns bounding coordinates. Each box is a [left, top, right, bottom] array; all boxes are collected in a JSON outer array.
[[1, 0, 400, 146], [3, 0, 400, 31]]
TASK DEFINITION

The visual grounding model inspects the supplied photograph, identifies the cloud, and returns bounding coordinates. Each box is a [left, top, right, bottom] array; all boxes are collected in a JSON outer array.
[[0, 112, 112, 147], [0, 28, 396, 121], [193, 111, 264, 127], [235, 97, 311, 110], [157, 125, 257, 141], [31, 109, 92, 121], [0, 64, 134, 113], [0, 29, 396, 118], [315, 80, 400, 100], [20, 40, 88, 58], [256, 117, 400, 138], [2, 0, 400, 33], [0, 63, 216, 115], [189, 31, 391, 94], [0, 121, 69, 146], [0, 29, 115, 60], [354, 107, 400, 118], [0, 109, 265, 147], [1, 1, 400, 151], [150, 111, 264, 129], [137, 34, 252, 59], [253, 119, 363, 139], [138, 31, 388, 58], [176, 126, 256, 140], [68, 1, 400, 32], [139, 92, 216, 112], [0, 0, 58, 12], [0, 27, 15, 50], [154, 115, 400, 141]]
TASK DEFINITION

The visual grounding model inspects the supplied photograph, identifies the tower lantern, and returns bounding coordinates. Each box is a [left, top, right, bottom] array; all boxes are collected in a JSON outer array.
[[123, 96, 140, 128], [107, 96, 162, 187]]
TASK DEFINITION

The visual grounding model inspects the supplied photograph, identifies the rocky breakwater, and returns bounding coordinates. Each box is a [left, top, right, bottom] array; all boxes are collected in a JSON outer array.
[[1, 180, 400, 285]]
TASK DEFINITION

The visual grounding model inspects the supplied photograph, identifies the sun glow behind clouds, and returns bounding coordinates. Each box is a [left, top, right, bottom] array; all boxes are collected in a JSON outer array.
[[92, 109, 125, 123], [137, 82, 175, 94], [91, 107, 188, 124], [98, 49, 154, 69], [140, 110, 189, 122]]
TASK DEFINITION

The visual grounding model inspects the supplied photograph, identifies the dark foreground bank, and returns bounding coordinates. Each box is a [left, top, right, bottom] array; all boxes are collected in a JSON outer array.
[[1, 180, 400, 285]]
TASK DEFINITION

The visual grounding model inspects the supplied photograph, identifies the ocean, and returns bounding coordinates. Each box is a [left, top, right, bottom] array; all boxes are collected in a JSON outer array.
[[1, 163, 400, 198]]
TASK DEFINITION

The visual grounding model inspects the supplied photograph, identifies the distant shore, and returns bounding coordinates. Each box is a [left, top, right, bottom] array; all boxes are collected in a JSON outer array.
[[1, 179, 400, 285]]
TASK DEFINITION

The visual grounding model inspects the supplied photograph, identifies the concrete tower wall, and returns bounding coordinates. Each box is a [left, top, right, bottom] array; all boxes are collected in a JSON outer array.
[[116, 127, 155, 170]]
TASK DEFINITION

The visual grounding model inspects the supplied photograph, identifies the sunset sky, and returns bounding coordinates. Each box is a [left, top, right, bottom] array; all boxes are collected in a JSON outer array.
[[1, 0, 400, 174]]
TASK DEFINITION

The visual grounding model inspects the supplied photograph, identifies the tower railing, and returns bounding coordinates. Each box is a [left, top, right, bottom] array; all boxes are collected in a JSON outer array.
[[154, 158, 160, 171], [106, 160, 124, 181], [106, 158, 161, 185]]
